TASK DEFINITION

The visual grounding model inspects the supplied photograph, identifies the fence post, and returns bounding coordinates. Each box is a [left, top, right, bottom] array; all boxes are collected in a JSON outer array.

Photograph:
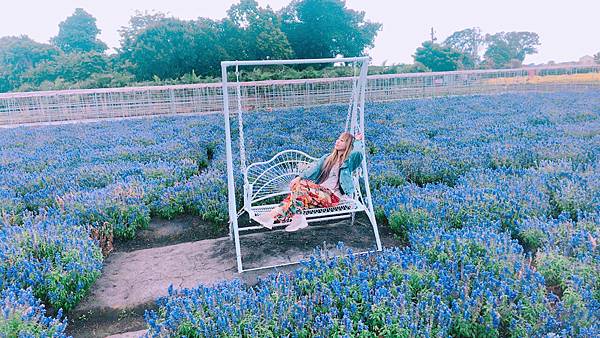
[[169, 88, 176, 115]]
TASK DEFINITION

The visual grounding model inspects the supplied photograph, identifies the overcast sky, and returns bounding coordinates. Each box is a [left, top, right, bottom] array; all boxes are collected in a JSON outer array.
[[1, 0, 598, 65]]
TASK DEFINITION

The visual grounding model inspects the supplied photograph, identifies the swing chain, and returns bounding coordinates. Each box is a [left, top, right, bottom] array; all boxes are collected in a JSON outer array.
[[344, 61, 358, 133], [235, 65, 248, 175], [345, 60, 363, 136]]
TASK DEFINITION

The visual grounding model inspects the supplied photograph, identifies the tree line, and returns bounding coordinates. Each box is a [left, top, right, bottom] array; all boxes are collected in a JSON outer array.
[[2, 0, 589, 93]]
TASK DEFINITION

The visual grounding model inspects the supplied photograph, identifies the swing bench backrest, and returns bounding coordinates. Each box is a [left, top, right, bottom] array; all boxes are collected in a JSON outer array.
[[245, 150, 317, 205], [244, 149, 362, 209]]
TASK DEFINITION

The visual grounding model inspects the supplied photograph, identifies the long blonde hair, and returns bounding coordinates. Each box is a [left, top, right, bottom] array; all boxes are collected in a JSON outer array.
[[317, 132, 355, 183]]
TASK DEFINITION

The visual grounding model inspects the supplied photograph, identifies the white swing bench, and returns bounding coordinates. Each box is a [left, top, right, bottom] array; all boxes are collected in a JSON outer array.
[[240, 149, 367, 232], [221, 57, 382, 273]]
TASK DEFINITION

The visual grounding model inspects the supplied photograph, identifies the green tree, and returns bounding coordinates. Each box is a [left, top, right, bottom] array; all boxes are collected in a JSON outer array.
[[51, 8, 108, 53], [483, 31, 540, 68], [413, 41, 462, 72], [442, 27, 483, 69], [223, 0, 293, 60], [22, 51, 109, 87], [483, 38, 512, 68], [118, 11, 167, 61], [0, 35, 60, 92], [280, 0, 381, 59], [120, 17, 227, 80]]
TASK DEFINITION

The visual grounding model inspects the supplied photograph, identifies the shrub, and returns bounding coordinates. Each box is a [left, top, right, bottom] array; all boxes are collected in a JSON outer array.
[[0, 286, 69, 338], [0, 210, 103, 311]]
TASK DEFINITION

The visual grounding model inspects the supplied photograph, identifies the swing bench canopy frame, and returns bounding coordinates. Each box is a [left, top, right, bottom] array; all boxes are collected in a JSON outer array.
[[221, 57, 382, 273]]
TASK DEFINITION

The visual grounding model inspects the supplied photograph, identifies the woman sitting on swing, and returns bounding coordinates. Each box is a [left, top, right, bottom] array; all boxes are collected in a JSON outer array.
[[254, 132, 364, 232]]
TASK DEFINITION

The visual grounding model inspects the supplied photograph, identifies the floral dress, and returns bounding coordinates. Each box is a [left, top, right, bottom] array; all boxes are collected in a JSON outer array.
[[275, 179, 340, 223]]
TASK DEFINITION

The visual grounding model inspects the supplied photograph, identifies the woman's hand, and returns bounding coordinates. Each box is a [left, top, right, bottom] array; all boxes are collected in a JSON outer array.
[[289, 176, 301, 190], [355, 132, 364, 140]]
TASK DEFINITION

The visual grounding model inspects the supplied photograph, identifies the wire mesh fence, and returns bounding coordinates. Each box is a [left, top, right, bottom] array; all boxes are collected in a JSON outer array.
[[1, 64, 599, 127]]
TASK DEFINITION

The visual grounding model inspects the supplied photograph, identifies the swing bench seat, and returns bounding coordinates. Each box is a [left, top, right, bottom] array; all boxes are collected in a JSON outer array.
[[240, 149, 367, 232]]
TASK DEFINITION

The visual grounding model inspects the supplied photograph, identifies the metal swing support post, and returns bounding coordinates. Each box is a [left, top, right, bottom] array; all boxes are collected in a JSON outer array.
[[357, 58, 383, 252], [222, 57, 381, 274]]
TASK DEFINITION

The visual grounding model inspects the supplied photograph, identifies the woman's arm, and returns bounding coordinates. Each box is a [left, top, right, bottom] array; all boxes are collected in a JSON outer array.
[[347, 134, 364, 171], [299, 155, 327, 181], [289, 176, 301, 189]]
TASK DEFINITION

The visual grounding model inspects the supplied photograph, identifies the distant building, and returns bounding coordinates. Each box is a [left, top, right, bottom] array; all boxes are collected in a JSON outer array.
[[578, 55, 595, 65], [533, 56, 595, 67]]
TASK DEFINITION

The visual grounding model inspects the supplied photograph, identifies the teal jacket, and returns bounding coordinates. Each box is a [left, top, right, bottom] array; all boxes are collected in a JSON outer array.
[[300, 140, 364, 195]]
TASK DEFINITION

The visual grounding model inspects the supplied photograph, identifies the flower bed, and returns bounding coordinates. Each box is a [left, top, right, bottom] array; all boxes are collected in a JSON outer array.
[[0, 210, 103, 311], [0, 286, 69, 337], [0, 89, 598, 334], [144, 226, 598, 337]]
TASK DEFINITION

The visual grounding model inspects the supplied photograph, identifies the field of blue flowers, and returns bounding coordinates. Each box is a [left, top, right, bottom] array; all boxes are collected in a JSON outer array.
[[1, 90, 598, 336]]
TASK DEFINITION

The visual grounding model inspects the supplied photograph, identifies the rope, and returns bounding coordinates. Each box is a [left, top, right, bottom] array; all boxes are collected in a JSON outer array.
[[344, 61, 361, 133], [345, 61, 362, 135], [358, 59, 368, 136], [344, 62, 356, 132], [235, 65, 248, 175]]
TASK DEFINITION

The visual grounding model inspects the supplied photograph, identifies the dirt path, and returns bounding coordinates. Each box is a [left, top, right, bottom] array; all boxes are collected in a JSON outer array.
[[67, 214, 400, 338], [113, 215, 228, 253]]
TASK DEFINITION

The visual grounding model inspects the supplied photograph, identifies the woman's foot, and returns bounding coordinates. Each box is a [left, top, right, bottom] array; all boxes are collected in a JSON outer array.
[[285, 214, 308, 232], [253, 212, 275, 230]]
